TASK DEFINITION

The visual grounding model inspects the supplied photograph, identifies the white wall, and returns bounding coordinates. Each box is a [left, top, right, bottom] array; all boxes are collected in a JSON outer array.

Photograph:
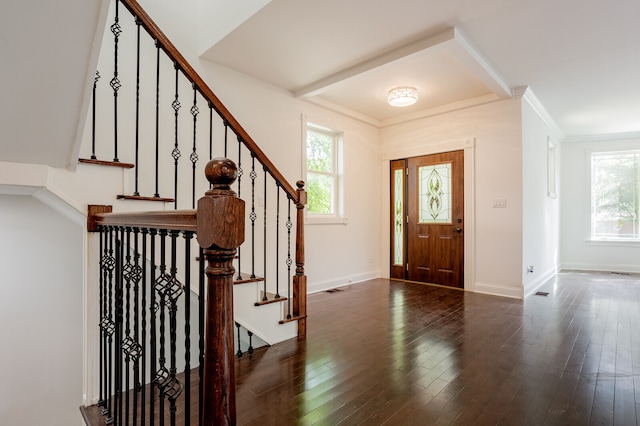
[[0, 195, 83, 425], [199, 61, 382, 292], [380, 99, 524, 298], [561, 137, 640, 272], [521, 98, 561, 295]]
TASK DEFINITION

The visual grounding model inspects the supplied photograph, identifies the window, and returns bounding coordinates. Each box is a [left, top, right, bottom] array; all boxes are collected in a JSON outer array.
[[305, 124, 343, 221], [591, 150, 640, 240]]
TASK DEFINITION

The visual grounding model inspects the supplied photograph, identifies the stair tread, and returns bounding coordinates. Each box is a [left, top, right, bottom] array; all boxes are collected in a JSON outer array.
[[279, 314, 307, 325], [254, 291, 287, 306], [117, 194, 175, 202], [234, 273, 265, 285], [79, 158, 135, 168]]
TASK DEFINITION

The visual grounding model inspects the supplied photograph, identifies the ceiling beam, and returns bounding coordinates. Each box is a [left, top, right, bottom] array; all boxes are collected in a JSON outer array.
[[294, 28, 456, 98]]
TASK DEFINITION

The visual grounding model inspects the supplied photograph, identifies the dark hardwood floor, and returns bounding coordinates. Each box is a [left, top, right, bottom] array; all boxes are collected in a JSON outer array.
[[83, 271, 640, 425], [236, 272, 640, 425]]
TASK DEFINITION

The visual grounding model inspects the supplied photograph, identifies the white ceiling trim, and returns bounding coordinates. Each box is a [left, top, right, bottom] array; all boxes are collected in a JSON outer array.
[[294, 28, 456, 98]]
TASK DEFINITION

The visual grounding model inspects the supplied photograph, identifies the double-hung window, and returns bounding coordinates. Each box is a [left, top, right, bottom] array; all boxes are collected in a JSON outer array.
[[305, 124, 343, 221], [590, 150, 640, 240]]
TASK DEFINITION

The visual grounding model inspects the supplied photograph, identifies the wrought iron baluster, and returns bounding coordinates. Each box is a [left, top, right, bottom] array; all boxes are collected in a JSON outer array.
[[123, 227, 132, 425], [198, 247, 205, 425], [110, 0, 122, 163], [235, 322, 243, 358], [236, 138, 243, 281], [115, 227, 125, 425], [171, 64, 181, 210], [98, 227, 105, 408], [141, 228, 148, 426], [155, 229, 169, 422], [125, 228, 143, 423], [223, 120, 229, 157], [133, 18, 142, 196], [262, 167, 268, 301], [247, 330, 254, 354], [209, 102, 213, 161], [91, 71, 100, 160], [190, 85, 199, 209], [250, 154, 257, 279], [103, 227, 116, 421], [183, 232, 193, 425], [286, 199, 293, 319], [154, 41, 161, 198], [167, 230, 184, 425], [275, 184, 281, 299], [149, 229, 157, 426]]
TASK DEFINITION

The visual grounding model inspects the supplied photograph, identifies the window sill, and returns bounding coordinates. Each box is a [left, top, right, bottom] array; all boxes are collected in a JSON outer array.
[[586, 239, 640, 248], [305, 216, 348, 225]]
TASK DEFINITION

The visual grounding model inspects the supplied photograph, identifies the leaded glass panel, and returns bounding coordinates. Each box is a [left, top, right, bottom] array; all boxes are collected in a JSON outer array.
[[393, 168, 403, 265], [419, 163, 452, 223]]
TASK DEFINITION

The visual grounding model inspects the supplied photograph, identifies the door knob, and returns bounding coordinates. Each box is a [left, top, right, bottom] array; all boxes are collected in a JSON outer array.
[[456, 228, 462, 233]]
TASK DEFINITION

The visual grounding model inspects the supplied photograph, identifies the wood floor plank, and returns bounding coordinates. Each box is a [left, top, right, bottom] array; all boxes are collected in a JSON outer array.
[[81, 272, 640, 425]]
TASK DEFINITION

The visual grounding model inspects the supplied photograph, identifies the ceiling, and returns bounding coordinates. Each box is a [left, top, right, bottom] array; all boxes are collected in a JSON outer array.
[[202, 0, 640, 137]]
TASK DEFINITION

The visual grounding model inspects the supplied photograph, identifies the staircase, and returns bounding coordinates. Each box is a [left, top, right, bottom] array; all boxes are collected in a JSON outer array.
[[77, 0, 308, 424]]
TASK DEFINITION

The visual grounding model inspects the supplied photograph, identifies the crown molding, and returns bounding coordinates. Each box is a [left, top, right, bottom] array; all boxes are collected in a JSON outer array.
[[517, 86, 565, 142]]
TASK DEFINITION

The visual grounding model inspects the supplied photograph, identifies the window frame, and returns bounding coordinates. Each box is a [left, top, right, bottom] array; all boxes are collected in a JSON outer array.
[[302, 119, 346, 225], [588, 148, 640, 242]]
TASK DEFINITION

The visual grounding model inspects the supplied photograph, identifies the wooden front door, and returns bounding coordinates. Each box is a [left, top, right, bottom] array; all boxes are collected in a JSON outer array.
[[390, 151, 464, 288]]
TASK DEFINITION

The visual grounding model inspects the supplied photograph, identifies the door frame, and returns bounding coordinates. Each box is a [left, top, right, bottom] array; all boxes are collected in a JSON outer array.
[[382, 138, 476, 291]]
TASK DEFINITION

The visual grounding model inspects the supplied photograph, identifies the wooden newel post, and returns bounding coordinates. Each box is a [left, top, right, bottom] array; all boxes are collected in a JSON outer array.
[[197, 158, 245, 426], [293, 180, 307, 337]]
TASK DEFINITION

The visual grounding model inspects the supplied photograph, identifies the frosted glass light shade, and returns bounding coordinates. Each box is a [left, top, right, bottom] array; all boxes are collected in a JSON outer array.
[[387, 86, 418, 107]]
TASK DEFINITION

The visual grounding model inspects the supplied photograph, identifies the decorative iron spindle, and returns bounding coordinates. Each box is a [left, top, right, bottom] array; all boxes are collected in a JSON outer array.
[[171, 64, 181, 209], [140, 228, 148, 425], [208, 103, 213, 161], [91, 71, 100, 160], [247, 330, 254, 354], [275, 184, 281, 299], [154, 41, 161, 198], [102, 227, 116, 420], [110, 0, 122, 163], [183, 231, 193, 424], [114, 228, 125, 425], [133, 19, 142, 196], [154, 229, 168, 420], [262, 167, 268, 301], [122, 228, 132, 424], [149, 229, 157, 426], [235, 322, 243, 358], [236, 138, 243, 281], [250, 154, 257, 278], [168, 230, 184, 425], [286, 199, 293, 319], [190, 85, 199, 209], [198, 247, 205, 425], [98, 228, 105, 408], [223, 120, 229, 157]]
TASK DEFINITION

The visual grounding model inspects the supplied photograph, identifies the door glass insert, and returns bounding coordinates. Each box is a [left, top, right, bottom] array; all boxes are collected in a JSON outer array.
[[393, 168, 403, 265], [419, 163, 452, 223]]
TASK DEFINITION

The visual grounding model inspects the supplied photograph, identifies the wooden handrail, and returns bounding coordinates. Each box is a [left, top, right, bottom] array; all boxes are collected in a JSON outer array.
[[119, 0, 299, 203], [93, 209, 197, 232]]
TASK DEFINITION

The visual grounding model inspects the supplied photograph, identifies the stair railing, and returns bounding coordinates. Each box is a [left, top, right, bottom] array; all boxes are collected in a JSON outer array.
[[81, 0, 307, 334], [88, 158, 242, 425]]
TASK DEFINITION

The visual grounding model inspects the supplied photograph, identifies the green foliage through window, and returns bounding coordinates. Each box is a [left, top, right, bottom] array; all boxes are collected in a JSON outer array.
[[591, 150, 639, 239], [306, 127, 338, 215]]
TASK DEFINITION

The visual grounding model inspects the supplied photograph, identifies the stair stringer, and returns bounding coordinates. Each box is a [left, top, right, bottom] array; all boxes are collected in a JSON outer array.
[[233, 282, 298, 345]]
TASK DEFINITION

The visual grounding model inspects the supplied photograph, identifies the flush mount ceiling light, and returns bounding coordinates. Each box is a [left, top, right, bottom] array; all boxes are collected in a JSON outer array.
[[387, 86, 418, 107]]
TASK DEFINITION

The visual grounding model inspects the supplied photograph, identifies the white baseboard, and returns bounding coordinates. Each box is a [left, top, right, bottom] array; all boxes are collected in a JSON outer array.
[[523, 267, 556, 298], [560, 262, 640, 274], [473, 281, 523, 299], [308, 271, 380, 294]]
